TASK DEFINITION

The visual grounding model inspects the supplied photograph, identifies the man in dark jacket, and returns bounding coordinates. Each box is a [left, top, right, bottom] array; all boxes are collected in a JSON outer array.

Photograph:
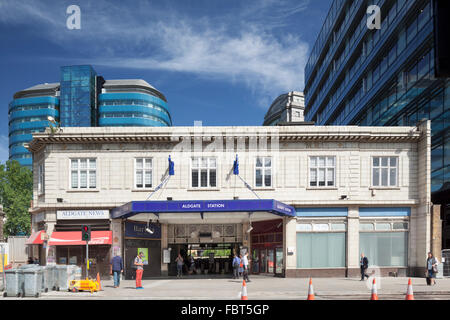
[[360, 253, 369, 281], [110, 253, 124, 288]]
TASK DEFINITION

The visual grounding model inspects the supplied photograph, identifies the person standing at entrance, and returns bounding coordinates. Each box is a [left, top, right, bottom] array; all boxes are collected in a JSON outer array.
[[175, 253, 184, 278], [426, 252, 439, 286], [134, 252, 145, 289], [242, 252, 250, 282], [360, 253, 369, 281], [110, 253, 123, 288], [232, 254, 241, 279]]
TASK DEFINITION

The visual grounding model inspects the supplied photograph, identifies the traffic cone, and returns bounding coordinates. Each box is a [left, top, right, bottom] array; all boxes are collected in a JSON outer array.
[[241, 280, 248, 300], [96, 272, 102, 291], [405, 278, 414, 300], [370, 278, 378, 300], [307, 278, 315, 300]]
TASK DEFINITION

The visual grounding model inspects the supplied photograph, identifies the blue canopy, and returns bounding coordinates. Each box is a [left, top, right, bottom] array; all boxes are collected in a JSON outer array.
[[111, 199, 295, 220]]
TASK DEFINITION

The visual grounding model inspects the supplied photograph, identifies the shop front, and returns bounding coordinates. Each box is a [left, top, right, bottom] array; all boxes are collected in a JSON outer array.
[[250, 219, 284, 276], [123, 221, 162, 279], [47, 210, 112, 279]]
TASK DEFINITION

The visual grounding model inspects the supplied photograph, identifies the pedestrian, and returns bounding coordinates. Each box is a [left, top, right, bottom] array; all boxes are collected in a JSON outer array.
[[426, 252, 439, 286], [34, 257, 39, 265], [232, 254, 241, 279], [360, 253, 369, 281], [175, 253, 184, 278], [110, 252, 123, 288], [242, 252, 250, 282], [134, 251, 145, 289], [238, 254, 244, 277]]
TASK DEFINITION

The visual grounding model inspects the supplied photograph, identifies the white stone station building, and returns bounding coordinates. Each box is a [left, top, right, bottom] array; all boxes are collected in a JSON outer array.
[[25, 121, 435, 278]]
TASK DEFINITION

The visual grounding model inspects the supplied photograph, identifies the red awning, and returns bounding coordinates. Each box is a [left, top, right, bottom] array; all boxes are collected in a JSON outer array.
[[25, 231, 45, 245], [48, 231, 112, 246]]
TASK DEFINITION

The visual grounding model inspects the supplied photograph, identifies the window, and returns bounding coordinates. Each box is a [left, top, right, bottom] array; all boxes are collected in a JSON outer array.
[[309, 156, 335, 187], [71, 159, 96, 189], [135, 158, 152, 189], [191, 157, 217, 188], [255, 157, 272, 187], [372, 157, 398, 187], [360, 232, 408, 266], [38, 163, 45, 194], [297, 232, 346, 268], [359, 223, 374, 231]]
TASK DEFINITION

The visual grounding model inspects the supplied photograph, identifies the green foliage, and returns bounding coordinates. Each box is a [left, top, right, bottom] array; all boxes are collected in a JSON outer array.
[[0, 160, 33, 237]]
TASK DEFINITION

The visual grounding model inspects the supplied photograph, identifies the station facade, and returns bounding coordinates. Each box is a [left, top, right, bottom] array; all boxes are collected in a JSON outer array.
[[26, 122, 433, 278]]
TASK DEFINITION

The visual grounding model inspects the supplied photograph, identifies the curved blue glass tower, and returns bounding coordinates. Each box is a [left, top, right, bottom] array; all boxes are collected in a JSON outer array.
[[98, 80, 171, 127], [8, 66, 173, 169], [8, 83, 60, 167]]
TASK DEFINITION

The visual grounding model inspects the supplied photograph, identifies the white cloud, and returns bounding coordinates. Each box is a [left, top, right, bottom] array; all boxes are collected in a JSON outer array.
[[0, 0, 310, 106]]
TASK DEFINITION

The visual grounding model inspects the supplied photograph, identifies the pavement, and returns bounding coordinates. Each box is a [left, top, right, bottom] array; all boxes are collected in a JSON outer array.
[[2, 275, 450, 300]]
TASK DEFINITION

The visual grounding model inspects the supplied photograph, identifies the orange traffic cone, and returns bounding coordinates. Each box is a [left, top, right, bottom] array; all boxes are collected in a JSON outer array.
[[370, 278, 379, 300], [405, 278, 414, 300], [307, 278, 315, 300], [241, 280, 248, 300], [96, 272, 102, 291]]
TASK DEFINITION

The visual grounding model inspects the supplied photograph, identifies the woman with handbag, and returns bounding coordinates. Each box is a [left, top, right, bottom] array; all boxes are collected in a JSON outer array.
[[426, 252, 439, 286]]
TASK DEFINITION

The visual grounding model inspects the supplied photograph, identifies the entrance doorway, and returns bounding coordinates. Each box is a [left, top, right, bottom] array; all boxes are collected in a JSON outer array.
[[168, 243, 241, 277], [250, 219, 284, 276]]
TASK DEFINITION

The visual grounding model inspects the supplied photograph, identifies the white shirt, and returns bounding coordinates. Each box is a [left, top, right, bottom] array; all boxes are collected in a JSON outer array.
[[242, 255, 249, 267]]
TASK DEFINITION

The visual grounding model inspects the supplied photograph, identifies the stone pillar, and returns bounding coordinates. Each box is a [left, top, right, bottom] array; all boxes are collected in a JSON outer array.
[[431, 204, 442, 261], [161, 223, 168, 276], [284, 217, 297, 277], [346, 206, 360, 277], [111, 219, 122, 257]]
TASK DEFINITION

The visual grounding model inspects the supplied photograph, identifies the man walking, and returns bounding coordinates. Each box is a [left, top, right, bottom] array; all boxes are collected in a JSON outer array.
[[242, 252, 250, 283], [360, 253, 369, 281], [134, 251, 145, 289], [110, 251, 123, 288], [232, 254, 241, 279]]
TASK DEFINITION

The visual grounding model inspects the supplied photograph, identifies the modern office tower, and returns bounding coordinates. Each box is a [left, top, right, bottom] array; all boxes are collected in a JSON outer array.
[[263, 91, 305, 126], [99, 79, 171, 127], [9, 83, 60, 167], [8, 65, 172, 168], [304, 0, 449, 244]]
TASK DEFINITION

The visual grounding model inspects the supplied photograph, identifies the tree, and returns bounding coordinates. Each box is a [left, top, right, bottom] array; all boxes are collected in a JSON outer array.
[[0, 160, 33, 237]]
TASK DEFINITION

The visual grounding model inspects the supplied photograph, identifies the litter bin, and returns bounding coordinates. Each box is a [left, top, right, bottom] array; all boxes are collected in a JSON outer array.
[[3, 269, 24, 297], [56, 265, 70, 291], [23, 267, 43, 298], [44, 265, 57, 291], [41, 266, 52, 293]]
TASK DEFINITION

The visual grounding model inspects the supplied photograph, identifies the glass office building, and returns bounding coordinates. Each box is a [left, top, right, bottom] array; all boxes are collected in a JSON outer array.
[[304, 0, 449, 244], [59, 65, 98, 127], [8, 83, 60, 167], [9, 65, 172, 168]]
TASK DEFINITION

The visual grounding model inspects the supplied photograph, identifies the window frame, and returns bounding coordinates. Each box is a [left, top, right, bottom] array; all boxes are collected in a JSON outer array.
[[38, 162, 45, 195], [70, 158, 97, 189], [371, 156, 399, 187], [190, 157, 218, 189], [308, 156, 336, 188], [134, 158, 153, 189], [254, 156, 273, 188]]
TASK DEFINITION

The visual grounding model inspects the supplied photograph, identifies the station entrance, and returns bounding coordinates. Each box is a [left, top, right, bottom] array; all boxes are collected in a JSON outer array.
[[168, 243, 242, 277], [167, 223, 244, 277]]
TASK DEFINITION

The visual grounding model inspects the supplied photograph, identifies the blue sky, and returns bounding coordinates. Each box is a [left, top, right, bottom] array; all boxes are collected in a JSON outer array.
[[0, 0, 332, 164]]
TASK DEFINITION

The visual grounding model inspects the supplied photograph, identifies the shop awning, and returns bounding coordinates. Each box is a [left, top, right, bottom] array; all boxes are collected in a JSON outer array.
[[48, 231, 112, 246], [25, 230, 45, 245]]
